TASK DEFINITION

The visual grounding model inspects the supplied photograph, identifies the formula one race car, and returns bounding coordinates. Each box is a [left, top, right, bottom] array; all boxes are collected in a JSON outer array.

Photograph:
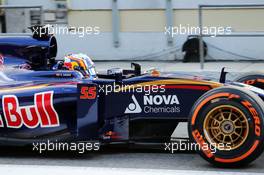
[[0, 26, 264, 167]]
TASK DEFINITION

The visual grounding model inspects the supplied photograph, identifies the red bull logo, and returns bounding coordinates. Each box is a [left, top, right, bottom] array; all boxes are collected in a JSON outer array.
[[0, 91, 59, 128]]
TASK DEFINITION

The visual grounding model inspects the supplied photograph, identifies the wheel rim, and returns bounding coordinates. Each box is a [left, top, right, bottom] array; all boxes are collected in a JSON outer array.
[[203, 105, 249, 150]]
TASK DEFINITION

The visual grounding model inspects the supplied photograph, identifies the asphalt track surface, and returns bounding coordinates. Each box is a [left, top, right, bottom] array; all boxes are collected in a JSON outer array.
[[1, 61, 264, 174]]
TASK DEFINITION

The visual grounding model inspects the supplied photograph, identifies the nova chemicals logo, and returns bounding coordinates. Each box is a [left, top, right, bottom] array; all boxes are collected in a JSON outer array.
[[125, 94, 180, 114], [144, 95, 179, 105], [125, 95, 142, 114]]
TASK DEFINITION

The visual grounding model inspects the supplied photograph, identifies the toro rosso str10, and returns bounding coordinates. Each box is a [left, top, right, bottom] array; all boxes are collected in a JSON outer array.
[[1, 26, 264, 167]]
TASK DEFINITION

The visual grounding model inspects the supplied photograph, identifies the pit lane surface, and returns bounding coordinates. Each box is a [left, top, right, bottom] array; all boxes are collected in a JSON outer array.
[[0, 147, 264, 174], [1, 61, 264, 174]]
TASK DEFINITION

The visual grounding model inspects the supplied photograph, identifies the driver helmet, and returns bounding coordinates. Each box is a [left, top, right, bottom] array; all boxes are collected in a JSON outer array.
[[63, 53, 96, 78]]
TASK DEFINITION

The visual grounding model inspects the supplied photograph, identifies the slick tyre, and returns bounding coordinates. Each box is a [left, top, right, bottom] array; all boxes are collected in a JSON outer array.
[[235, 72, 264, 90], [188, 86, 264, 167]]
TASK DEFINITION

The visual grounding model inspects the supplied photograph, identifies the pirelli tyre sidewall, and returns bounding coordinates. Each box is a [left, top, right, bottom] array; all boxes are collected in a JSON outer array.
[[235, 73, 264, 89], [188, 86, 264, 167]]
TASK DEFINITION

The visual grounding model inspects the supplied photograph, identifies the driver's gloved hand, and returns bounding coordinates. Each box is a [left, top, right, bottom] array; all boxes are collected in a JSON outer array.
[[52, 61, 64, 70]]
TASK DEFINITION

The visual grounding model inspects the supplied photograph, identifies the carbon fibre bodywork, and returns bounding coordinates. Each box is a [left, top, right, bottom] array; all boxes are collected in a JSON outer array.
[[0, 69, 227, 146], [0, 31, 264, 148]]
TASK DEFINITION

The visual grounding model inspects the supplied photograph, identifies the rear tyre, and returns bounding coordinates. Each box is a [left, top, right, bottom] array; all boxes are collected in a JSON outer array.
[[188, 86, 264, 167]]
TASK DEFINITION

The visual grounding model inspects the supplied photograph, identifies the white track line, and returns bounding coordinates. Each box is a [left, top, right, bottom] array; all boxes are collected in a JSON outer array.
[[0, 164, 261, 175]]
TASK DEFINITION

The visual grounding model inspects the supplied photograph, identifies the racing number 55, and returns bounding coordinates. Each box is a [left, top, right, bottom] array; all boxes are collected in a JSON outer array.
[[80, 86, 97, 99]]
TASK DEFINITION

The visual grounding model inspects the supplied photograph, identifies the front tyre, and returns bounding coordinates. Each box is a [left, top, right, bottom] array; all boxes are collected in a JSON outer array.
[[188, 86, 264, 167], [235, 72, 264, 89]]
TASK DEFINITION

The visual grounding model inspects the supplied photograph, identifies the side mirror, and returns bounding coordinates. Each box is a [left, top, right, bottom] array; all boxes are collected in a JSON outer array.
[[115, 72, 123, 83], [131, 63, 141, 76], [219, 67, 228, 83]]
